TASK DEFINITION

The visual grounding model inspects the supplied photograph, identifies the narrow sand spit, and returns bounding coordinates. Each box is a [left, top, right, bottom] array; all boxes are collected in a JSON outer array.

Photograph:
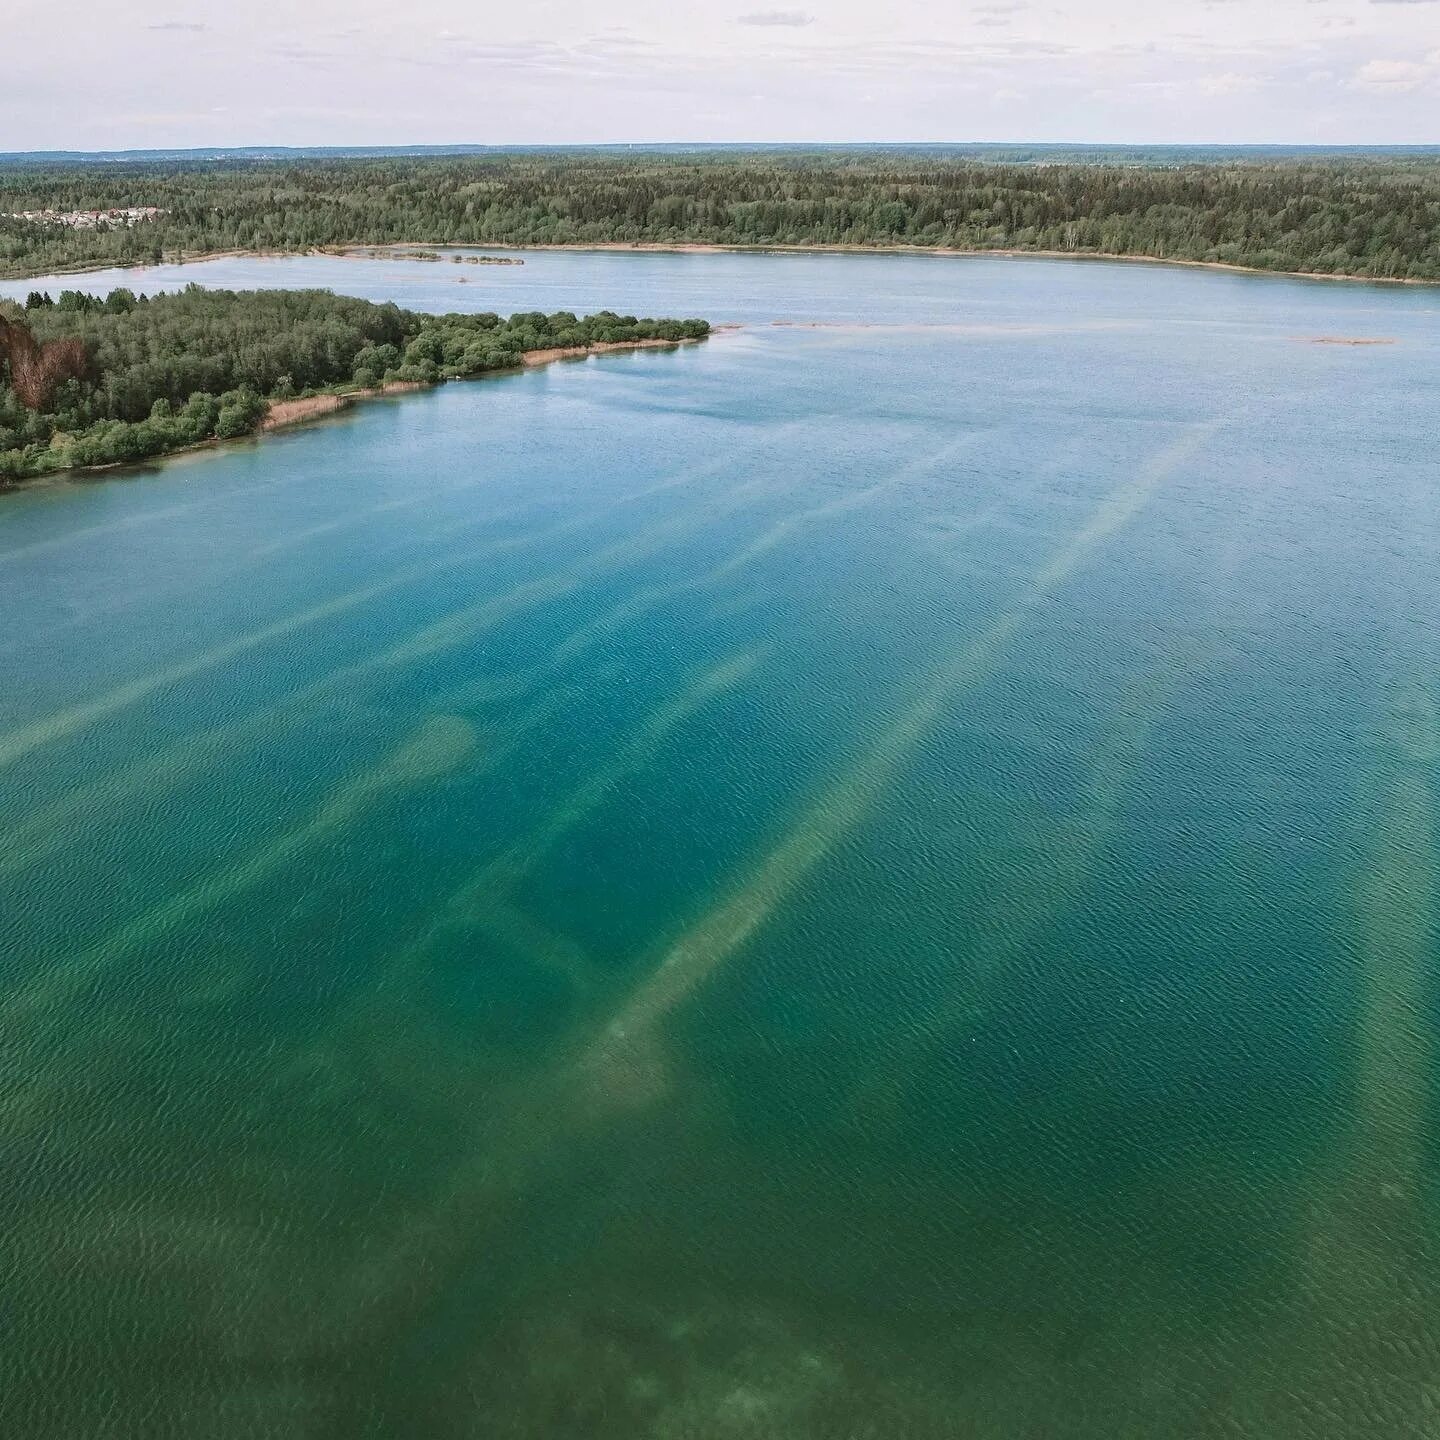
[[260, 394, 348, 430], [16, 241, 1437, 289], [263, 337, 711, 433], [770, 320, 1135, 335], [260, 381, 428, 431], [453, 242, 1440, 288], [1297, 336, 1398, 346], [521, 337, 702, 366]]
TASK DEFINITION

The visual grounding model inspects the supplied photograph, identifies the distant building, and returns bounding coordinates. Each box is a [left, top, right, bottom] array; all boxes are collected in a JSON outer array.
[[4, 207, 164, 229]]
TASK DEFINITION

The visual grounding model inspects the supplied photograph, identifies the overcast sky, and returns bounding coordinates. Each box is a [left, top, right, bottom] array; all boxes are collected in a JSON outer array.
[[5, 0, 1438, 151]]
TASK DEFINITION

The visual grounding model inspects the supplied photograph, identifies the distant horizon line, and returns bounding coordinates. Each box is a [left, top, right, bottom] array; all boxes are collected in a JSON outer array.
[[4, 141, 1440, 164]]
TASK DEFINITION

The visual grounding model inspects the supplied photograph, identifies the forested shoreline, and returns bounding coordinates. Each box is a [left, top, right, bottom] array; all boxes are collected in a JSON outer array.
[[3, 150, 1440, 282], [0, 287, 709, 483]]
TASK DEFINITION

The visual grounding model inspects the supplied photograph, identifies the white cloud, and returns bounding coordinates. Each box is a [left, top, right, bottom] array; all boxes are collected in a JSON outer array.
[[736, 9, 815, 25], [1353, 57, 1432, 88], [1196, 70, 1261, 94], [5, 0, 1440, 148]]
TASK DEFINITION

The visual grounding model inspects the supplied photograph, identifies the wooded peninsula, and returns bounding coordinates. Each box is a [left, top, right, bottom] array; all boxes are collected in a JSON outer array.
[[2, 148, 1439, 282], [0, 287, 710, 483]]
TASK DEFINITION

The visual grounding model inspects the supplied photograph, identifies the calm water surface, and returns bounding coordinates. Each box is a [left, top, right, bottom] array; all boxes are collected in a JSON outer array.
[[2, 252, 1438, 1437]]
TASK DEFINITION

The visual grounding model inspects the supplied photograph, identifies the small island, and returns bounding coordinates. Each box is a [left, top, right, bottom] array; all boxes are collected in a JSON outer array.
[[0, 288, 709, 484], [341, 247, 525, 265]]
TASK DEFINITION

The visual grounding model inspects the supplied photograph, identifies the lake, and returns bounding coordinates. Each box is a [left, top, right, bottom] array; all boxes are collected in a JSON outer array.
[[2, 250, 1438, 1437]]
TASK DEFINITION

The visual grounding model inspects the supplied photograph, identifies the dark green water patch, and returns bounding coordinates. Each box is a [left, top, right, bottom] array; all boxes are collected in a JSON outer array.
[[2, 252, 1439, 1436]]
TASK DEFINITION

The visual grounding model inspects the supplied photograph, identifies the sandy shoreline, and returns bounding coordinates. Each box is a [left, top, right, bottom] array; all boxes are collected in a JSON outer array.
[[524, 332, 714, 362], [258, 336, 705, 430], [256, 336, 706, 434], [259, 379, 428, 431], [258, 336, 709, 430], [344, 240, 1440, 289], [7, 241, 1436, 291]]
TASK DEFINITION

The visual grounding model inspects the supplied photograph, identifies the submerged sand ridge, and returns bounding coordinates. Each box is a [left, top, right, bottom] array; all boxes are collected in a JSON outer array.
[[1297, 335, 1398, 346]]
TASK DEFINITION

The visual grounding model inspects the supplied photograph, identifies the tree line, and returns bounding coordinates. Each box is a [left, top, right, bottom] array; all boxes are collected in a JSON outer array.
[[2, 149, 1439, 281], [0, 286, 709, 482]]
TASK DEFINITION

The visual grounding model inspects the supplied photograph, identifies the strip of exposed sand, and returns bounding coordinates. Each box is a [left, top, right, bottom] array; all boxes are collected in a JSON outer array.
[[438, 241, 1440, 289], [11, 241, 1435, 290], [259, 380, 428, 431], [520, 336, 705, 366], [1299, 335, 1398, 346], [260, 336, 709, 432]]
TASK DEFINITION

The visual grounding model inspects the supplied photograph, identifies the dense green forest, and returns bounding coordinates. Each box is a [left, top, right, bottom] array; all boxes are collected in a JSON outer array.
[[0, 286, 709, 482], [3, 149, 1440, 281]]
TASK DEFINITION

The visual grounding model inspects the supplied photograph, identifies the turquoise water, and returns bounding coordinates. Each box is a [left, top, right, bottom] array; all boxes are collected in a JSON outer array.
[[2, 251, 1438, 1437]]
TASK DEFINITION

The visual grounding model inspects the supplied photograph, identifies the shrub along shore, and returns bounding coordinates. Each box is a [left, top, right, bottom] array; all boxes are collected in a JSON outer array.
[[0, 287, 710, 484]]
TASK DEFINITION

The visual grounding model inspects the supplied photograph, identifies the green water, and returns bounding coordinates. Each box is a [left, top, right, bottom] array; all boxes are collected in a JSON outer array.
[[1, 252, 1438, 1437]]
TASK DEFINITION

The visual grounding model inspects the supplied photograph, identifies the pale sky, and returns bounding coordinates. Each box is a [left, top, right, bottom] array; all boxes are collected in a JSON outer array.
[[5, 0, 1438, 151]]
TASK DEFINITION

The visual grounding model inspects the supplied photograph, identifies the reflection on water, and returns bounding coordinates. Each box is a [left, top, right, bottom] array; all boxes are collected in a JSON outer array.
[[1, 252, 1437, 1436]]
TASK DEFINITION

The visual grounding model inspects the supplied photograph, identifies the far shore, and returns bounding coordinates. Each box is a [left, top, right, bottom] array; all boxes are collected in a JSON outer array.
[[6, 241, 1438, 291]]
